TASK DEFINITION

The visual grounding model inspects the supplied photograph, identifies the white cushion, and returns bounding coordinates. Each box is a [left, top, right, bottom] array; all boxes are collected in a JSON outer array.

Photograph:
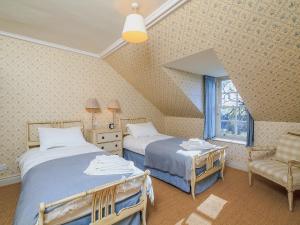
[[126, 122, 159, 138], [249, 159, 300, 186], [274, 133, 300, 163], [38, 127, 87, 151]]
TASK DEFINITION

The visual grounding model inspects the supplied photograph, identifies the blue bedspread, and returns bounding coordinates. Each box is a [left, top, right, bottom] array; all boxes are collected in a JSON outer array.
[[14, 152, 141, 225], [124, 149, 220, 194], [145, 138, 195, 180]]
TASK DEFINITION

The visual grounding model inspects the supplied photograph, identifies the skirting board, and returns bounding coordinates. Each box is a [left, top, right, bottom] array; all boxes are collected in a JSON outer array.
[[226, 161, 248, 172], [0, 175, 21, 187]]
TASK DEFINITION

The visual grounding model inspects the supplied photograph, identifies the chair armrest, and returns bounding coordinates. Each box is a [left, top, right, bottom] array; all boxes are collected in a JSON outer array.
[[288, 160, 300, 169], [287, 160, 300, 185], [248, 146, 276, 161]]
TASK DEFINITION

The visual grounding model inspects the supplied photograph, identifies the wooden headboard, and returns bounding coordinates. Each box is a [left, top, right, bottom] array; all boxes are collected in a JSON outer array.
[[119, 117, 148, 136], [26, 120, 84, 149]]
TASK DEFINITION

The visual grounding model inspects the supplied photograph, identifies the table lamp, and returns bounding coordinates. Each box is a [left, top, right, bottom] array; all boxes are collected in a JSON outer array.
[[85, 98, 100, 129], [107, 100, 120, 129]]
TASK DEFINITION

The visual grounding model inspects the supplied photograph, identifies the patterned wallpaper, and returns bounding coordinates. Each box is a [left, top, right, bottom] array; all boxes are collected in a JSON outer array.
[[164, 117, 300, 171], [106, 0, 300, 122], [164, 116, 204, 138], [1, 0, 300, 180], [163, 68, 204, 114], [0, 35, 165, 179]]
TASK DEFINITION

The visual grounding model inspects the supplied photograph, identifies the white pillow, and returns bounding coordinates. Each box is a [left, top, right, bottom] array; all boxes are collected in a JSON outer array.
[[127, 122, 159, 138], [38, 127, 87, 151]]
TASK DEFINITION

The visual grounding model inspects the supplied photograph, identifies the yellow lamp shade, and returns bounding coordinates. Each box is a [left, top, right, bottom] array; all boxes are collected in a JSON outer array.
[[85, 98, 100, 113], [122, 13, 148, 43], [107, 100, 120, 111]]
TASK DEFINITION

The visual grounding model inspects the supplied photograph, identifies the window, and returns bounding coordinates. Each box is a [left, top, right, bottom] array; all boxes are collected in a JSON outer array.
[[216, 78, 247, 141]]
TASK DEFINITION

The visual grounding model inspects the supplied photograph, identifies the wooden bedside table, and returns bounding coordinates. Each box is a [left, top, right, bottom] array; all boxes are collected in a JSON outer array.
[[86, 128, 122, 157]]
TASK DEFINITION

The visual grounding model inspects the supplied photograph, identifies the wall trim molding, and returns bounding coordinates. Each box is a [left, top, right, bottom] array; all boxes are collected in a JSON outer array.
[[0, 31, 100, 58], [0, 175, 21, 187], [99, 0, 190, 58]]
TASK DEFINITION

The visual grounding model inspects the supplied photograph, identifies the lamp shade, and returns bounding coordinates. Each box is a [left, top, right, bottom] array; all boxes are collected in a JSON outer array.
[[107, 100, 120, 111], [85, 98, 100, 111], [122, 13, 148, 43]]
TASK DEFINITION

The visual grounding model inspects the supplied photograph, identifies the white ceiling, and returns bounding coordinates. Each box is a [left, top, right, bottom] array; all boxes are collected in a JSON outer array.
[[164, 48, 228, 77], [0, 0, 168, 54]]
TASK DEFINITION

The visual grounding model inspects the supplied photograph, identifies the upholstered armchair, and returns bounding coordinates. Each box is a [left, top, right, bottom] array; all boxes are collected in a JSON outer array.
[[248, 132, 300, 211]]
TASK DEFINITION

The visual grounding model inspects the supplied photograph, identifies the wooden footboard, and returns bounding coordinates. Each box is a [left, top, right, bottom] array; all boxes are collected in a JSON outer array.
[[190, 147, 226, 199], [38, 171, 150, 225]]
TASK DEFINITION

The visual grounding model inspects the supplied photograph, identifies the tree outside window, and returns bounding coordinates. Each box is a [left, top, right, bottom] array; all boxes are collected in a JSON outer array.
[[216, 79, 247, 140]]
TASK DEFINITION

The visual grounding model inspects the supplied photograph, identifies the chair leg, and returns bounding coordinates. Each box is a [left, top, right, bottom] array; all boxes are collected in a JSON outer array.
[[288, 191, 294, 212], [248, 170, 253, 186]]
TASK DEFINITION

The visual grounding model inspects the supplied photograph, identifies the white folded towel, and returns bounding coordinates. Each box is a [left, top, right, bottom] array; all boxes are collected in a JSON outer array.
[[189, 138, 205, 143], [84, 155, 137, 175], [180, 139, 216, 151], [84, 155, 155, 204]]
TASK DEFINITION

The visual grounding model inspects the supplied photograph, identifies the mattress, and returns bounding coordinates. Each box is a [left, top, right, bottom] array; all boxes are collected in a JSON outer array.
[[123, 134, 172, 155]]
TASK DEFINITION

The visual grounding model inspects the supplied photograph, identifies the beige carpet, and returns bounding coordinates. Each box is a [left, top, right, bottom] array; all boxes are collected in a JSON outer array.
[[1, 168, 299, 225]]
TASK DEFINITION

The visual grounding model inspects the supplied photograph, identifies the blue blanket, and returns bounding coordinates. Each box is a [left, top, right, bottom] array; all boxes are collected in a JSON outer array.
[[144, 138, 211, 181], [124, 149, 220, 194], [14, 152, 141, 225]]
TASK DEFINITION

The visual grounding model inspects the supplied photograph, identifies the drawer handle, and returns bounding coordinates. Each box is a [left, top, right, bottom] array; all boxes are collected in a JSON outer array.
[[102, 136, 105, 139], [115, 144, 118, 147], [116, 134, 119, 138], [101, 146, 104, 149]]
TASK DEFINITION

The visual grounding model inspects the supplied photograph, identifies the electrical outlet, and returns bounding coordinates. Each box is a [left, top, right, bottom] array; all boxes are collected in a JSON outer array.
[[0, 163, 7, 172]]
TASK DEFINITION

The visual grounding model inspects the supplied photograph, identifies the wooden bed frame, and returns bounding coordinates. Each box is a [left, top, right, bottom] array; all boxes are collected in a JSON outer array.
[[26, 120, 84, 149], [120, 117, 226, 199], [26, 120, 149, 225]]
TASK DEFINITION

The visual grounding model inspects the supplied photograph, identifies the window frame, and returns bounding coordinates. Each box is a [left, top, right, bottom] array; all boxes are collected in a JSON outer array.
[[215, 77, 247, 142]]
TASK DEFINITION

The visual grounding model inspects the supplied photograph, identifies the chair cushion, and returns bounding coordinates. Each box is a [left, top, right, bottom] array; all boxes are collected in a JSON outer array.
[[249, 159, 300, 186], [274, 134, 300, 163]]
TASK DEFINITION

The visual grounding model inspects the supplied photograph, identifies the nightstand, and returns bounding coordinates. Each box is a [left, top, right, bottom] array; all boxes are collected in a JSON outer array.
[[86, 128, 122, 156]]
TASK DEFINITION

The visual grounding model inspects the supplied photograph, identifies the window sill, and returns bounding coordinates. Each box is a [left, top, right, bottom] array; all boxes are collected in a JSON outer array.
[[212, 137, 246, 145]]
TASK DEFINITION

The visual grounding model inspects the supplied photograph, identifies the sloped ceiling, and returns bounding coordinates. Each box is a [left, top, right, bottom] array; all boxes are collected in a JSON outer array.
[[165, 48, 227, 77], [106, 0, 300, 122], [163, 68, 203, 113], [104, 45, 202, 117]]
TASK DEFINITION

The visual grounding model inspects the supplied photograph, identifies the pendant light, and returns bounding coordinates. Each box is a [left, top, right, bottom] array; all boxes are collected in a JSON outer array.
[[122, 2, 148, 43]]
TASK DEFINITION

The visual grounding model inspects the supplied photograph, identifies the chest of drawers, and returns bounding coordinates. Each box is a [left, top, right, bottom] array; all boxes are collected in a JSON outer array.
[[86, 128, 122, 156]]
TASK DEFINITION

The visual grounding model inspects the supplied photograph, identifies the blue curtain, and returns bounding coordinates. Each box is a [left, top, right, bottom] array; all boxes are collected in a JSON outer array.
[[246, 111, 254, 147], [203, 75, 216, 140]]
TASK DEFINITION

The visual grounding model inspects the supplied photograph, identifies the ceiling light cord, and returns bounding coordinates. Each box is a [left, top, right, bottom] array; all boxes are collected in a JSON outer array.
[[131, 2, 139, 13]]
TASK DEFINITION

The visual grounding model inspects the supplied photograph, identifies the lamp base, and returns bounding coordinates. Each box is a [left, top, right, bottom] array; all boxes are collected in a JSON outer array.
[[92, 112, 96, 129]]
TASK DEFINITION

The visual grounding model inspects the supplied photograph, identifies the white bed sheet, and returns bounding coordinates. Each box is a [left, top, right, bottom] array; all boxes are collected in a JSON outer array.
[[18, 143, 101, 179], [123, 134, 173, 155]]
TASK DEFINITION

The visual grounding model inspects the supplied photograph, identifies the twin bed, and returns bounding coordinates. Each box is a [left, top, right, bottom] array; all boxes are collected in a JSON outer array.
[[14, 119, 226, 225], [15, 120, 150, 225], [120, 118, 226, 199]]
